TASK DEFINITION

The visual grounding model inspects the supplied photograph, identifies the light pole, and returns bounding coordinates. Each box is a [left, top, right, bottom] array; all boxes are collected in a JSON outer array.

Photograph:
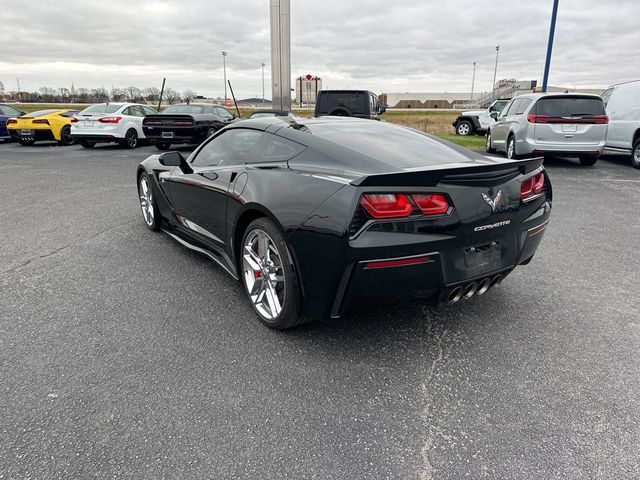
[[261, 62, 266, 105], [471, 61, 476, 102], [542, 0, 560, 92], [492, 46, 500, 97], [222, 51, 228, 102]]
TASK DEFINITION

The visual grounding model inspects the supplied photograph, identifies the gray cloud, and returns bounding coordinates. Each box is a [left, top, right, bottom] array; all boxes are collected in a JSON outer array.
[[1, 0, 637, 98]]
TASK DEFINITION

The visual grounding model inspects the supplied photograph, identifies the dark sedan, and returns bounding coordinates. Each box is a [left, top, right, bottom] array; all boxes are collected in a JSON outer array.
[[142, 103, 237, 150], [136, 116, 552, 329], [0, 104, 24, 141]]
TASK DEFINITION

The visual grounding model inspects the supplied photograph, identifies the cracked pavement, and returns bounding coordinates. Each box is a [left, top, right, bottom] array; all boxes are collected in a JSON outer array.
[[1, 142, 639, 479]]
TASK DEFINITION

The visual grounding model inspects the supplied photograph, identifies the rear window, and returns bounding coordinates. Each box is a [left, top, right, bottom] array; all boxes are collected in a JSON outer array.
[[26, 109, 58, 117], [163, 105, 205, 114], [534, 96, 605, 117], [317, 92, 366, 115], [81, 104, 122, 114]]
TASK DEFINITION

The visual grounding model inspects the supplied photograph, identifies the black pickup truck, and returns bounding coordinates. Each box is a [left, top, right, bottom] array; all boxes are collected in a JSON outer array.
[[142, 103, 238, 150]]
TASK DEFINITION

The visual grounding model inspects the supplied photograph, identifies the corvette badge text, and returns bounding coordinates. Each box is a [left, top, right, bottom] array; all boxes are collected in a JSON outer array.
[[474, 220, 511, 232]]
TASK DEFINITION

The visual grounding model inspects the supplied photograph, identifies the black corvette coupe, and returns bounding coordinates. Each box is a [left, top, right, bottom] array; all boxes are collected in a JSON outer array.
[[142, 103, 238, 150], [136, 116, 551, 329]]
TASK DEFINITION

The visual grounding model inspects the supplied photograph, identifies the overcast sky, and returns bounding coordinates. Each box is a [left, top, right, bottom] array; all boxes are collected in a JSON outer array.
[[1, 0, 637, 99]]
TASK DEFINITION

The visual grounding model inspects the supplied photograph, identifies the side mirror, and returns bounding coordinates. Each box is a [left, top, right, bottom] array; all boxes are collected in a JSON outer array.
[[379, 105, 386, 114], [490, 112, 498, 120], [158, 151, 192, 173]]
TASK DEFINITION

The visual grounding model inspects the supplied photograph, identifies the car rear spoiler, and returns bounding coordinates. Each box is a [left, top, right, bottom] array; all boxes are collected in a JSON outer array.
[[350, 157, 544, 187]]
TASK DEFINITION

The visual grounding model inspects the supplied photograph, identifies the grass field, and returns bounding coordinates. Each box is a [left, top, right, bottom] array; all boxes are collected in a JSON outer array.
[[11, 103, 486, 150]]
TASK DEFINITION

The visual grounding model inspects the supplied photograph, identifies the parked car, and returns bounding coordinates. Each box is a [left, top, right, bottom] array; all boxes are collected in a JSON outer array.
[[452, 98, 511, 136], [486, 93, 608, 165], [601, 80, 640, 169], [71, 102, 157, 149], [249, 110, 298, 119], [142, 103, 238, 150], [136, 116, 551, 329], [0, 104, 24, 141], [314, 90, 385, 119], [7, 109, 77, 146]]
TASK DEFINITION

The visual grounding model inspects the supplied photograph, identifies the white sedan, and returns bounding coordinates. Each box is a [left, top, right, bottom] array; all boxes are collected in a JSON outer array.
[[71, 102, 157, 148]]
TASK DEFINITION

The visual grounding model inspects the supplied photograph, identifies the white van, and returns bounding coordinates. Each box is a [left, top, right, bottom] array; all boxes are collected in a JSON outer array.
[[601, 80, 640, 168]]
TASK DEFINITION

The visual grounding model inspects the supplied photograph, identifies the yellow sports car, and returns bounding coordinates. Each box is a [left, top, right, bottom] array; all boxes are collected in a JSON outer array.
[[7, 109, 78, 145]]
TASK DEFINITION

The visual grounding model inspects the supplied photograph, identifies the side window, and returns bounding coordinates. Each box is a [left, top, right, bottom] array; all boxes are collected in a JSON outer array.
[[507, 99, 522, 116], [191, 129, 263, 167], [516, 98, 532, 115], [59, 110, 78, 118], [499, 100, 514, 117], [600, 88, 614, 108], [143, 106, 158, 115], [254, 133, 305, 163], [215, 107, 234, 119], [1, 106, 21, 116], [122, 107, 132, 116]]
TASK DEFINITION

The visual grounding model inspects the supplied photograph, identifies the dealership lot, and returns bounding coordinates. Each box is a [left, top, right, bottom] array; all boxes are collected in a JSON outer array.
[[1, 143, 639, 478]]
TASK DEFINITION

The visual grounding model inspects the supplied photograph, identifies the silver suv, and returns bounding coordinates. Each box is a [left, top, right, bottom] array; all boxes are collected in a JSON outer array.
[[601, 80, 640, 169], [486, 93, 608, 165]]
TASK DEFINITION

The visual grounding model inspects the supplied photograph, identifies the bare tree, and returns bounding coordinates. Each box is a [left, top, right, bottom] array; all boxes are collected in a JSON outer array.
[[39, 87, 57, 102], [144, 87, 160, 102], [110, 87, 126, 102], [91, 87, 109, 102], [182, 89, 197, 103], [124, 86, 143, 103], [163, 87, 180, 105]]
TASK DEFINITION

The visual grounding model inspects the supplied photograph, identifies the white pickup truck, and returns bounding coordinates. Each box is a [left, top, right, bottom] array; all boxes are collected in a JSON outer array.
[[452, 99, 511, 136]]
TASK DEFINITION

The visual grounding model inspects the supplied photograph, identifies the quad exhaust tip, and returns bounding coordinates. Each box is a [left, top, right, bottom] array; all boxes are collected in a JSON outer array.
[[448, 273, 506, 304]]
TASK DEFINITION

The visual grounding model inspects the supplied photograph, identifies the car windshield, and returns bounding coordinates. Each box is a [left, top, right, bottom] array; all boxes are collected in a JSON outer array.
[[163, 105, 205, 114], [535, 97, 605, 117], [27, 109, 59, 117], [81, 104, 122, 114]]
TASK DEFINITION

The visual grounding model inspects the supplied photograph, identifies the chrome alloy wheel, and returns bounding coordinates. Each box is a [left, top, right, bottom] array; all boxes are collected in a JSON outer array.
[[139, 176, 154, 226], [457, 122, 471, 135], [242, 229, 286, 320], [507, 137, 515, 158]]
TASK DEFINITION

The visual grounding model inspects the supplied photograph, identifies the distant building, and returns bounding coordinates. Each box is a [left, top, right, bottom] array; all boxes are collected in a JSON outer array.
[[295, 74, 322, 105], [380, 92, 471, 109]]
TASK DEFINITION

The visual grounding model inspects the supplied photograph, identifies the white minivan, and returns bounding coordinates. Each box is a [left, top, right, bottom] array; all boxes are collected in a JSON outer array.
[[601, 80, 640, 168]]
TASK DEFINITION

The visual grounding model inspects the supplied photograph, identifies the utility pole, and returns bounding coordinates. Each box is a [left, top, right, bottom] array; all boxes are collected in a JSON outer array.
[[492, 46, 500, 97], [261, 62, 266, 105], [269, 0, 291, 111], [542, 0, 560, 92], [222, 51, 228, 103], [470, 61, 476, 102]]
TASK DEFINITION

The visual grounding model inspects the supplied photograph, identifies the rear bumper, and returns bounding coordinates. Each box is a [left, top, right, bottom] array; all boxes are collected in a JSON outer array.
[[327, 203, 551, 318], [70, 133, 119, 143], [142, 126, 205, 145], [520, 137, 605, 156], [8, 128, 55, 141]]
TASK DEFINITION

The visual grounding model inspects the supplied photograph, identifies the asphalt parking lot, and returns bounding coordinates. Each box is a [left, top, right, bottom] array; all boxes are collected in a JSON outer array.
[[1, 141, 639, 479]]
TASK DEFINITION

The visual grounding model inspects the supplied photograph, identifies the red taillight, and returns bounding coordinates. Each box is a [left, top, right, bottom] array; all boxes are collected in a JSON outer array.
[[144, 119, 162, 126], [527, 114, 550, 123], [98, 116, 122, 124], [411, 194, 450, 215], [521, 172, 545, 199], [32, 119, 49, 125], [591, 115, 608, 124], [174, 120, 194, 126], [364, 255, 432, 270], [70, 117, 78, 123], [7, 119, 17, 125], [360, 194, 413, 219]]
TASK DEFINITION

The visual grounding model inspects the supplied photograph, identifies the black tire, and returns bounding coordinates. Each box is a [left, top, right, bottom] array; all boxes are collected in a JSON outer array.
[[631, 138, 640, 169], [506, 134, 520, 159], [240, 217, 303, 329], [155, 142, 170, 150], [207, 127, 216, 138], [58, 125, 74, 146], [579, 155, 598, 166], [137, 172, 161, 231], [456, 120, 473, 136], [80, 140, 96, 148], [121, 129, 139, 149], [485, 130, 496, 153]]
